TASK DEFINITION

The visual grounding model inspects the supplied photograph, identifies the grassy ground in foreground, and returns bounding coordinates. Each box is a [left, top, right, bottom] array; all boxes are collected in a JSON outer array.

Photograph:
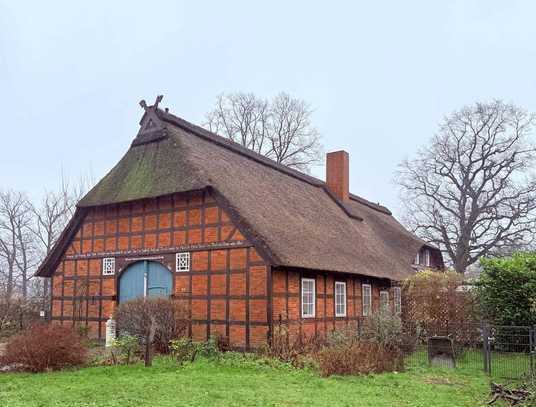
[[0, 356, 496, 407]]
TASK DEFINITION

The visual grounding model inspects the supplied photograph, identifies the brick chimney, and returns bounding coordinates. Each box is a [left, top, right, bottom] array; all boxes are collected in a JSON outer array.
[[326, 150, 349, 202]]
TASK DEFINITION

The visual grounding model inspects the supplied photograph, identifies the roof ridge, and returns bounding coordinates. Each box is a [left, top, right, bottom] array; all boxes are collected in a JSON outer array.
[[348, 193, 392, 215], [158, 109, 324, 186], [159, 109, 391, 217], [159, 110, 366, 221]]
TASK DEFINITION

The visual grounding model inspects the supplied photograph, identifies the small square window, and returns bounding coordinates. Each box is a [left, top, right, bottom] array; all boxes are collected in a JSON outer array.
[[176, 252, 190, 272], [102, 258, 115, 276]]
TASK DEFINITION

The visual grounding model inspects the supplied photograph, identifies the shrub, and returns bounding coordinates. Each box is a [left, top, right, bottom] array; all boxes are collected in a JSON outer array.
[[477, 252, 536, 326], [263, 321, 324, 366], [111, 334, 139, 365], [169, 336, 227, 365], [0, 323, 88, 372], [0, 297, 41, 338], [402, 270, 478, 343], [326, 326, 359, 347], [114, 297, 189, 366], [359, 309, 403, 349], [199, 336, 222, 359], [170, 337, 199, 364], [315, 342, 403, 377]]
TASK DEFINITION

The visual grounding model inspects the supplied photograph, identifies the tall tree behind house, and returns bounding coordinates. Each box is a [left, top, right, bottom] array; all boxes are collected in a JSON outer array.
[[397, 100, 536, 273], [205, 92, 323, 173]]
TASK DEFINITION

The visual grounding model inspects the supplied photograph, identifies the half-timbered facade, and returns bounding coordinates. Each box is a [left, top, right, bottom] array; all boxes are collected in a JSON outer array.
[[36, 96, 443, 350]]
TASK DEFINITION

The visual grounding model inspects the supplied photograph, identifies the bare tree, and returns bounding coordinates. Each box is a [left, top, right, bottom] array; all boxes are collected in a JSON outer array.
[[397, 100, 536, 273], [29, 176, 91, 305], [205, 92, 322, 172], [0, 190, 34, 299]]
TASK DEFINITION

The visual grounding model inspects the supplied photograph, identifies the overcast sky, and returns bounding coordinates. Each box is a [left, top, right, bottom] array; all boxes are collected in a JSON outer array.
[[2, 1, 536, 217]]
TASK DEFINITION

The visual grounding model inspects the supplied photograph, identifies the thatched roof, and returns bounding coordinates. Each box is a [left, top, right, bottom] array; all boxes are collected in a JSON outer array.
[[37, 105, 441, 279]]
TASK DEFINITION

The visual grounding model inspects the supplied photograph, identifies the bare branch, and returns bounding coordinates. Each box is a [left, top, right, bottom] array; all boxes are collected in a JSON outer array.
[[397, 100, 536, 272], [204, 92, 323, 173]]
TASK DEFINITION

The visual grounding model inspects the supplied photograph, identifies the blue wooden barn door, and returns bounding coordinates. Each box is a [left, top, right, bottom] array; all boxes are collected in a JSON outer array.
[[147, 261, 172, 298], [118, 261, 145, 303], [119, 261, 172, 303]]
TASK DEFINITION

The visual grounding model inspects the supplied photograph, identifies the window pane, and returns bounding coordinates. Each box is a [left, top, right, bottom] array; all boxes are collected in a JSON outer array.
[[335, 282, 346, 316], [362, 284, 371, 316], [302, 279, 315, 317], [380, 291, 389, 311]]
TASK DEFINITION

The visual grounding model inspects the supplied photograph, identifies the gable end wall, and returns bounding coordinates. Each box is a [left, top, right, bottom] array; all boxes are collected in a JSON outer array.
[[49, 189, 270, 350]]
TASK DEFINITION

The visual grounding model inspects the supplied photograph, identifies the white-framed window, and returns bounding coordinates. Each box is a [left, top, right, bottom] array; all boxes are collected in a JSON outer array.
[[393, 287, 402, 315], [335, 281, 347, 317], [102, 257, 115, 276], [176, 252, 190, 272], [301, 278, 316, 318], [414, 250, 421, 265], [380, 290, 389, 311], [362, 284, 372, 316], [424, 249, 431, 267]]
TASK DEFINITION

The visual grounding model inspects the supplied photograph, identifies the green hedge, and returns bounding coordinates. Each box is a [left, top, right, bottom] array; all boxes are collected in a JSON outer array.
[[477, 252, 536, 326]]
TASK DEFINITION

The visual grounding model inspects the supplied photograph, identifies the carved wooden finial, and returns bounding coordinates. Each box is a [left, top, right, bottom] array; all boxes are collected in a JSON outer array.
[[139, 95, 164, 111], [154, 95, 164, 109], [133, 95, 168, 146]]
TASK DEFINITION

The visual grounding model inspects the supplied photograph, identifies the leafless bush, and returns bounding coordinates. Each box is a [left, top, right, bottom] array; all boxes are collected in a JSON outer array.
[[0, 323, 87, 372], [0, 297, 41, 338], [114, 298, 189, 366], [315, 342, 403, 377], [263, 320, 324, 367]]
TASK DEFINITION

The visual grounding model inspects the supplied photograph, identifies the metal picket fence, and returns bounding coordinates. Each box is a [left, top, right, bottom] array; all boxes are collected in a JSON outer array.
[[403, 322, 535, 379]]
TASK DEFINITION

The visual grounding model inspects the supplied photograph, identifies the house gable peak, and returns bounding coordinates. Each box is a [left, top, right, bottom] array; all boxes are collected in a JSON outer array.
[[132, 95, 168, 147]]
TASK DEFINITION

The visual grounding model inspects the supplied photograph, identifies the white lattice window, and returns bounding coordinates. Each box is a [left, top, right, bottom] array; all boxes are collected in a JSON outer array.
[[362, 284, 372, 316], [380, 290, 389, 311], [301, 278, 315, 318], [394, 287, 402, 315], [335, 281, 347, 317], [176, 252, 190, 272], [102, 258, 115, 276]]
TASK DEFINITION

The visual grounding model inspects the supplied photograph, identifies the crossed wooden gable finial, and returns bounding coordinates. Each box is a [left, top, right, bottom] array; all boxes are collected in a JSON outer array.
[[139, 94, 164, 111], [132, 95, 167, 146]]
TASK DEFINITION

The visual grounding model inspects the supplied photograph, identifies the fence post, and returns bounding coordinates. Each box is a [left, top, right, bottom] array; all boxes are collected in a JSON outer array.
[[482, 323, 490, 375], [530, 326, 535, 379]]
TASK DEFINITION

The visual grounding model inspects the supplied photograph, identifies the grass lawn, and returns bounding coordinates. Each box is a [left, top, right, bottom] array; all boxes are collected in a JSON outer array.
[[0, 355, 498, 407]]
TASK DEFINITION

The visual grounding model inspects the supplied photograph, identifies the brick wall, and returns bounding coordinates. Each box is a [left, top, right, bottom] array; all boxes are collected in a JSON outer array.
[[271, 268, 394, 340], [49, 188, 399, 350], [50, 189, 269, 349]]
